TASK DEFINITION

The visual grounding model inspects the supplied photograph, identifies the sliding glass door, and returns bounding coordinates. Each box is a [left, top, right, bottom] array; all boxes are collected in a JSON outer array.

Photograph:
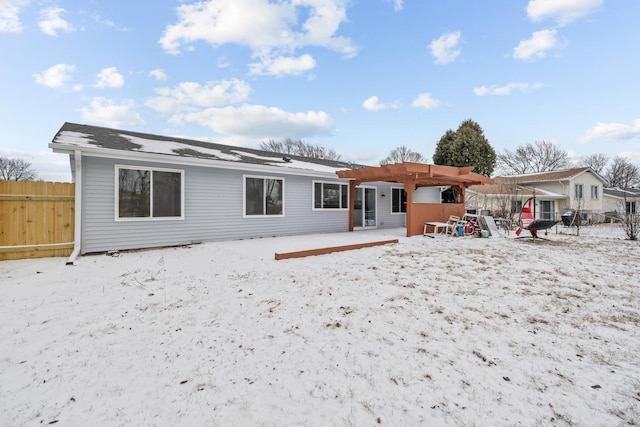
[[354, 187, 377, 228]]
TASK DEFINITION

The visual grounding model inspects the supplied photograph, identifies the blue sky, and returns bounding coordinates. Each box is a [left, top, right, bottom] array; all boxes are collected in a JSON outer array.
[[1, 0, 639, 181]]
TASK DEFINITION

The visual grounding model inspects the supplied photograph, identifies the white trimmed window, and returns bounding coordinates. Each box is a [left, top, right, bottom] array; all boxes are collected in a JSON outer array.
[[391, 187, 407, 213], [313, 181, 348, 210], [591, 185, 599, 199], [244, 175, 284, 216], [626, 201, 637, 214], [116, 165, 183, 220], [575, 184, 583, 199]]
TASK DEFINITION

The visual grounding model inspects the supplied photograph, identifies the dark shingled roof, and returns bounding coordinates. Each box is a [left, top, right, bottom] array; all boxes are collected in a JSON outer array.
[[51, 122, 356, 172]]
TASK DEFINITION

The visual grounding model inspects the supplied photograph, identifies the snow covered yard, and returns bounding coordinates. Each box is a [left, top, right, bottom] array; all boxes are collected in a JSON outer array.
[[1, 224, 639, 426]]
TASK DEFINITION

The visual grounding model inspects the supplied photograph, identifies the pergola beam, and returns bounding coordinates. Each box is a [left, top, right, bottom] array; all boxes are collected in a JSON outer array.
[[336, 162, 493, 237], [337, 162, 492, 188]]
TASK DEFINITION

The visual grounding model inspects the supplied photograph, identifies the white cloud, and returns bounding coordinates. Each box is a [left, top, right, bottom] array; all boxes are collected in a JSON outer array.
[[526, 0, 602, 26], [33, 63, 77, 88], [91, 13, 115, 27], [473, 82, 543, 96], [80, 97, 146, 128], [0, 0, 29, 32], [363, 96, 385, 112], [159, 0, 355, 76], [174, 104, 333, 139], [249, 54, 316, 76], [393, 0, 403, 12], [580, 119, 640, 144], [89, 12, 129, 31], [149, 69, 168, 81], [513, 29, 558, 61], [411, 93, 441, 109], [429, 31, 461, 64], [159, 0, 292, 54], [146, 79, 251, 114], [618, 151, 640, 165], [94, 67, 124, 88], [217, 57, 231, 68], [38, 7, 75, 37]]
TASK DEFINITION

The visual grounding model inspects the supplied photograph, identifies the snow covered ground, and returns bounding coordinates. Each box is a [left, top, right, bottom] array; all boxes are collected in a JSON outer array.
[[1, 224, 639, 426]]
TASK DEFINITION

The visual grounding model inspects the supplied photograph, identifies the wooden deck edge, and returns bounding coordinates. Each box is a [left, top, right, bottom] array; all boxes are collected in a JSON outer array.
[[275, 239, 399, 260]]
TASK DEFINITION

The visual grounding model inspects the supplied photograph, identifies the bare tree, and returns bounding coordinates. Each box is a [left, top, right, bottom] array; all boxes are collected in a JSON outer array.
[[260, 138, 302, 155], [621, 195, 639, 240], [603, 156, 640, 240], [0, 157, 38, 181], [579, 153, 609, 175], [494, 181, 521, 225], [604, 156, 640, 188], [497, 140, 569, 174], [380, 145, 425, 165], [259, 138, 342, 161], [298, 144, 342, 161]]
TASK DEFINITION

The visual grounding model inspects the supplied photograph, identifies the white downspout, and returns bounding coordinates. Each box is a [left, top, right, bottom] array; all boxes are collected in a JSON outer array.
[[558, 180, 566, 219], [66, 150, 82, 265]]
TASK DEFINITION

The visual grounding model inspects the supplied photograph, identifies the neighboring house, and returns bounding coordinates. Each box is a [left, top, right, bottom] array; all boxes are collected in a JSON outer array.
[[466, 167, 607, 223], [50, 122, 408, 257], [603, 187, 640, 218]]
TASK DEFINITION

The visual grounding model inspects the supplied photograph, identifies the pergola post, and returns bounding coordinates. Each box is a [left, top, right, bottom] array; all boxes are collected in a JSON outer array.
[[403, 178, 415, 237], [348, 180, 358, 231]]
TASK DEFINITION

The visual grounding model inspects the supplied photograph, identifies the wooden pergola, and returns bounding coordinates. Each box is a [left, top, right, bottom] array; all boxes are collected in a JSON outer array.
[[336, 162, 493, 237]]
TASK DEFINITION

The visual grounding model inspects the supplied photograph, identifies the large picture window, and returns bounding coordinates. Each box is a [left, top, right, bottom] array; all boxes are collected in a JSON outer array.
[[244, 176, 284, 216], [117, 166, 183, 220], [391, 187, 407, 213], [313, 182, 348, 209]]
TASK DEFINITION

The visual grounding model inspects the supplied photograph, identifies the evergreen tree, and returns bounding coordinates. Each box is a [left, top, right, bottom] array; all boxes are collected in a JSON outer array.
[[432, 119, 496, 176]]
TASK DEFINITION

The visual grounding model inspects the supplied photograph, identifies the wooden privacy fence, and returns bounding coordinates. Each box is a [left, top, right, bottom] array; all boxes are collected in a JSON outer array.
[[0, 180, 75, 261]]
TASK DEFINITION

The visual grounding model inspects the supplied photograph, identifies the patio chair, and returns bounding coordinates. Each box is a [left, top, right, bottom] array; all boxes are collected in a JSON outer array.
[[445, 215, 464, 236]]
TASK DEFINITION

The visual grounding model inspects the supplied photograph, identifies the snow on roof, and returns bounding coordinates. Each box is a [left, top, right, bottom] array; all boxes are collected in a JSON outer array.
[[233, 150, 347, 173], [54, 131, 97, 146], [51, 122, 353, 175], [121, 134, 242, 162]]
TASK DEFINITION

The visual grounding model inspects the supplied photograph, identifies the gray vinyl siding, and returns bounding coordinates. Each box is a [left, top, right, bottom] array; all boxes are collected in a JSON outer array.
[[375, 182, 406, 229], [80, 156, 351, 253]]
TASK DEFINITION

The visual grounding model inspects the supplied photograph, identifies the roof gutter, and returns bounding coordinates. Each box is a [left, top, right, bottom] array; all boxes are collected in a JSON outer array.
[[66, 150, 82, 265]]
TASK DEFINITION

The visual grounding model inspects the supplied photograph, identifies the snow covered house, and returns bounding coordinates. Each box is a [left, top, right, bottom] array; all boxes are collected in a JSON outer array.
[[50, 123, 493, 260], [466, 167, 607, 223], [49, 122, 410, 258]]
